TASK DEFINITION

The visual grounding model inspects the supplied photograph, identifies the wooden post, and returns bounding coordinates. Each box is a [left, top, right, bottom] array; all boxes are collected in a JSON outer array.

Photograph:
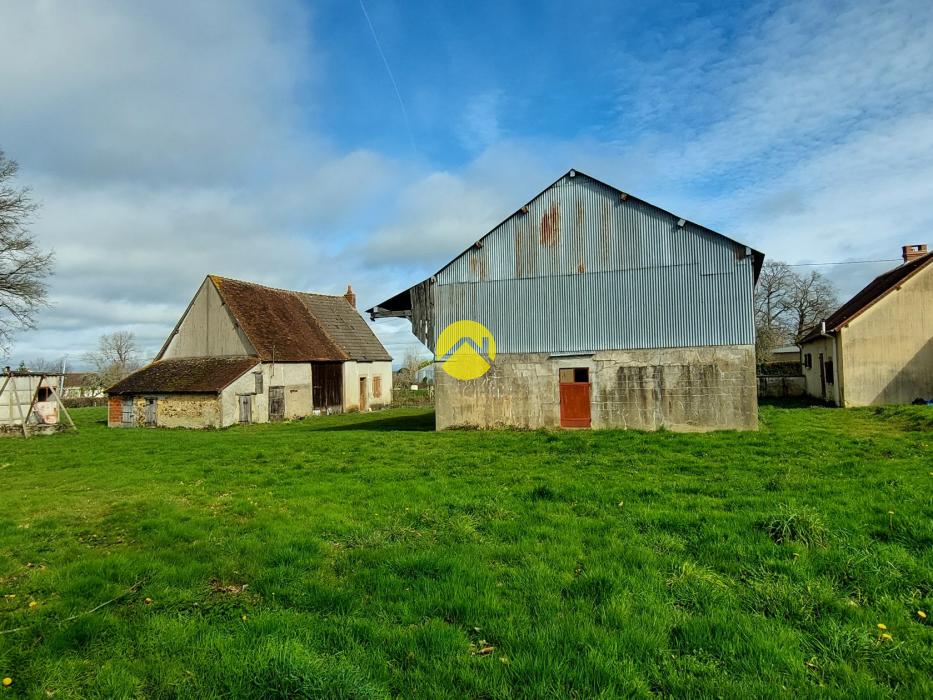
[[49, 384, 77, 432], [0, 374, 10, 433], [12, 376, 30, 438]]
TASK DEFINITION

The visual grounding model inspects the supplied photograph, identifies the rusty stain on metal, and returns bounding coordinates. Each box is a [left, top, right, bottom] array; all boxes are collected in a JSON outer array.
[[469, 254, 488, 281], [599, 198, 613, 263], [577, 259, 586, 273], [539, 203, 560, 246]]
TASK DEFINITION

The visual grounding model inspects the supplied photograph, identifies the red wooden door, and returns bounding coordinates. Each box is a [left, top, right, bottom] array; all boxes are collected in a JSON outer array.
[[559, 369, 591, 428]]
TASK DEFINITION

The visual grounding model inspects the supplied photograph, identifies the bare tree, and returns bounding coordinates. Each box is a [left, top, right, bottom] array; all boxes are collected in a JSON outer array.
[[84, 331, 140, 389], [24, 356, 65, 374], [785, 270, 838, 341], [0, 150, 54, 350], [754, 260, 838, 360]]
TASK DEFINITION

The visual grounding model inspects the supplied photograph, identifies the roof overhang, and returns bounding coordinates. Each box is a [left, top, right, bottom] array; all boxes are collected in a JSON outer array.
[[368, 287, 414, 320]]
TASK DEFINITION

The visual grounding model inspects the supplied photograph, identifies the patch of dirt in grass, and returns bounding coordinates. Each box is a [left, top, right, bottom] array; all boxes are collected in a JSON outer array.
[[209, 577, 249, 596]]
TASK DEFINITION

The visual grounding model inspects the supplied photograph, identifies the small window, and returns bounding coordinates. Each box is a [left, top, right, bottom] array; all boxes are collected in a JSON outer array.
[[804, 353, 812, 369], [560, 367, 590, 384], [254, 371, 263, 394], [37, 387, 52, 402], [373, 375, 382, 398], [825, 360, 834, 384]]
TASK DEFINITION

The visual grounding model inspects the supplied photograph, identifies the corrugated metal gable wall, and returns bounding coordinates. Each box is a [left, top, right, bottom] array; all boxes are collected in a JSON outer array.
[[430, 174, 755, 354]]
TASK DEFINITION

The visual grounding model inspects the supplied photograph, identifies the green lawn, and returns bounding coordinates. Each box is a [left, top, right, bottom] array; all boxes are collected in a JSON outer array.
[[1, 404, 931, 698]]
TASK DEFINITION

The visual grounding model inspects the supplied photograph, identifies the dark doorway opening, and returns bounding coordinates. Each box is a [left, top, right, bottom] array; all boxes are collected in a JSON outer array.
[[312, 362, 342, 411]]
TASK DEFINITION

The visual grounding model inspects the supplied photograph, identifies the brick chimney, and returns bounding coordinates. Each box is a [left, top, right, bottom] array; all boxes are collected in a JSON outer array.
[[344, 284, 356, 308], [902, 244, 928, 263]]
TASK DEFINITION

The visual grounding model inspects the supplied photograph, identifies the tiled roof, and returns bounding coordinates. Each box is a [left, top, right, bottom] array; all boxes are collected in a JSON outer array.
[[209, 276, 390, 363], [301, 294, 392, 361], [62, 372, 92, 388], [209, 276, 345, 361], [107, 357, 259, 395], [800, 252, 933, 343]]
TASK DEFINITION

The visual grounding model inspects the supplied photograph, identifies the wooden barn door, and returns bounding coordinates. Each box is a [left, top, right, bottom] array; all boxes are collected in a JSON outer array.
[[359, 377, 368, 411], [144, 398, 157, 426], [559, 368, 591, 428], [268, 386, 285, 422], [311, 362, 342, 410], [239, 395, 251, 424]]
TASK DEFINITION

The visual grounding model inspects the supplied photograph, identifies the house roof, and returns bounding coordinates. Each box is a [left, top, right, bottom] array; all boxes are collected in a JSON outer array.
[[301, 293, 392, 361], [107, 357, 259, 395], [800, 251, 933, 343], [368, 168, 764, 316], [208, 276, 391, 362], [63, 372, 92, 388]]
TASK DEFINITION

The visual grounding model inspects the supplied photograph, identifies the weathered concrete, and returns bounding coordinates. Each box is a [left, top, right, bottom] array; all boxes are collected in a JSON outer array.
[[341, 360, 394, 412], [221, 362, 310, 425], [757, 375, 806, 399], [435, 345, 757, 431]]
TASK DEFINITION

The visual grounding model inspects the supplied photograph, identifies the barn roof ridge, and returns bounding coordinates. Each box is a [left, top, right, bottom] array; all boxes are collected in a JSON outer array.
[[369, 167, 764, 316], [207, 274, 349, 301]]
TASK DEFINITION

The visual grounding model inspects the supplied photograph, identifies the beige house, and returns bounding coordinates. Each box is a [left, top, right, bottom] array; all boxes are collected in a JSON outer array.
[[108, 276, 393, 428], [799, 244, 933, 406]]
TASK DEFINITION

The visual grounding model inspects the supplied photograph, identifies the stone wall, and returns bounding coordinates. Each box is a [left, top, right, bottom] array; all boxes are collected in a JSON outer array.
[[156, 394, 220, 428], [108, 394, 220, 428], [435, 345, 757, 432]]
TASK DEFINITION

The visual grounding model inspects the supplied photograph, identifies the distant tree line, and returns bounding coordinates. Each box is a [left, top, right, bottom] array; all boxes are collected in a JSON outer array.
[[20, 330, 141, 391]]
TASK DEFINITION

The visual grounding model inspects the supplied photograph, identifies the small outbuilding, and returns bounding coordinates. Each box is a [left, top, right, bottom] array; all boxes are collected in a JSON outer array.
[[799, 244, 933, 406], [1, 370, 74, 436], [108, 275, 393, 428]]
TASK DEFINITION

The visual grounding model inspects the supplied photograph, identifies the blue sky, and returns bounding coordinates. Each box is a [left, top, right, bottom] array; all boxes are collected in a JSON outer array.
[[1, 0, 932, 365]]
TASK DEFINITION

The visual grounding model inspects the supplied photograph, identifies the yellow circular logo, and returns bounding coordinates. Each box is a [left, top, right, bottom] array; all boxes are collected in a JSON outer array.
[[437, 320, 496, 380]]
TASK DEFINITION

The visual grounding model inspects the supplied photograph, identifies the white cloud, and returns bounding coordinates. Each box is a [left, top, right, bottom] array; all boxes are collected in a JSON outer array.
[[4, 0, 932, 365], [0, 1, 402, 365]]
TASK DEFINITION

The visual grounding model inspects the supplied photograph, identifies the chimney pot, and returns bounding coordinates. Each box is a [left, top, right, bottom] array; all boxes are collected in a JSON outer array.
[[902, 243, 928, 263], [344, 284, 356, 308]]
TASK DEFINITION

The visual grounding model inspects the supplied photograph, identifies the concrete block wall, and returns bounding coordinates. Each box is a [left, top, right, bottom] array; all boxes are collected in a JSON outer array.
[[435, 345, 757, 432], [757, 375, 806, 399]]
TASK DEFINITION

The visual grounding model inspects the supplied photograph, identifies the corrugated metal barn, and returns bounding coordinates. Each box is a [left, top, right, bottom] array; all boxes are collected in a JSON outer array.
[[370, 169, 764, 431]]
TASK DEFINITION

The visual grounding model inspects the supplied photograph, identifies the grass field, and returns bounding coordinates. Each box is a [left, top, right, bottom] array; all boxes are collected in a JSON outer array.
[[1, 404, 931, 698]]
